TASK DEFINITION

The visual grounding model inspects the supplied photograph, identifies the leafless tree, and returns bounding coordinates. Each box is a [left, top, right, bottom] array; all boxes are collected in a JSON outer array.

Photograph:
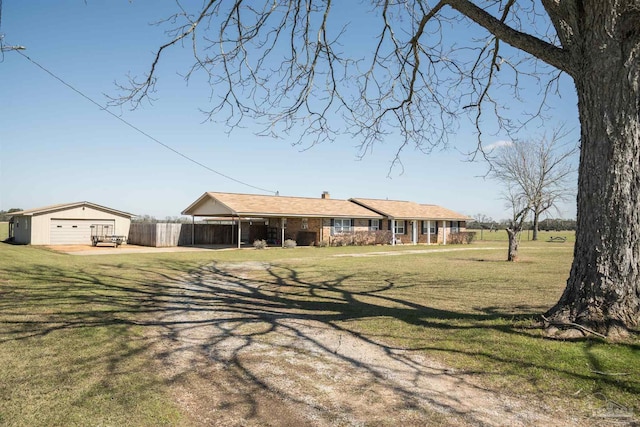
[[503, 185, 530, 262], [117, 1, 640, 337], [491, 129, 576, 241]]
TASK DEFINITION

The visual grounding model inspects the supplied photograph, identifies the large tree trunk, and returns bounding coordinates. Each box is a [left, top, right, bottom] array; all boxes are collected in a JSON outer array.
[[546, 7, 640, 337], [532, 211, 540, 241], [506, 228, 519, 262]]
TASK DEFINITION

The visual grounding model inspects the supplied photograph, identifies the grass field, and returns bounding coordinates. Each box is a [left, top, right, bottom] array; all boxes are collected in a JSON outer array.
[[0, 222, 8, 241], [0, 240, 637, 425]]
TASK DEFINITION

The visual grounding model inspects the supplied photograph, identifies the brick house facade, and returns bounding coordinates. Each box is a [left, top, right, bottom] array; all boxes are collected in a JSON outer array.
[[182, 192, 470, 248]]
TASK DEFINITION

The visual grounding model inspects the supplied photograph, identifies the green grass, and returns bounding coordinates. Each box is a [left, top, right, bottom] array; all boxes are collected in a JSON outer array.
[[0, 222, 8, 241], [0, 241, 637, 425]]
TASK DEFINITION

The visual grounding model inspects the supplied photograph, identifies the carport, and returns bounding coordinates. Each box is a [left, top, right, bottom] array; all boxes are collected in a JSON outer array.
[[181, 193, 299, 249]]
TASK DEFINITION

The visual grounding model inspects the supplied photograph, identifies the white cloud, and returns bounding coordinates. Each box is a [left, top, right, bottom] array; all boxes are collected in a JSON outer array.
[[484, 140, 513, 152]]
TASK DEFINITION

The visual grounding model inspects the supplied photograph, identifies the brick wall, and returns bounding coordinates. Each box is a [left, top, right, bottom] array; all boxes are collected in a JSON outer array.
[[274, 217, 467, 246]]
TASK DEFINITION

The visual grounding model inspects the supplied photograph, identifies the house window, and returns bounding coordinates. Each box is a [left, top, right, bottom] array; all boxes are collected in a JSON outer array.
[[333, 218, 352, 234], [369, 219, 379, 231], [451, 221, 459, 233], [301, 218, 308, 230], [394, 220, 405, 235], [422, 221, 437, 234]]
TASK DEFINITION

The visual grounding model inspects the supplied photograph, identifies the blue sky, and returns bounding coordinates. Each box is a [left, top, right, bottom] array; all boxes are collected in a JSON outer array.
[[0, 1, 580, 221]]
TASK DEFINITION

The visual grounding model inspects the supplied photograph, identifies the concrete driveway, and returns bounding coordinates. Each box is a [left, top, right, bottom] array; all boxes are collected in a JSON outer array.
[[46, 244, 240, 256]]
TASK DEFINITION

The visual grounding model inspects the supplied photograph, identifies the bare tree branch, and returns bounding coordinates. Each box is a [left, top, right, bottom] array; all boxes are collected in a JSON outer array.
[[491, 126, 577, 239], [444, 0, 570, 73], [113, 1, 571, 172]]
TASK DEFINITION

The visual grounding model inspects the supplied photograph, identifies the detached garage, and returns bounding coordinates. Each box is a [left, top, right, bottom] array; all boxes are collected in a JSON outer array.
[[9, 202, 134, 245]]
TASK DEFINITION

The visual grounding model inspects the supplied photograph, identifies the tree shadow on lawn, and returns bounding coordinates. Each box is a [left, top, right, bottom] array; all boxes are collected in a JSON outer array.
[[1, 259, 638, 424]]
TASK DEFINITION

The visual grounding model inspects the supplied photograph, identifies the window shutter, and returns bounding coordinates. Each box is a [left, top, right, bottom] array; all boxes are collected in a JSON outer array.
[[330, 219, 335, 227], [404, 221, 408, 234], [351, 218, 355, 227], [368, 219, 372, 228]]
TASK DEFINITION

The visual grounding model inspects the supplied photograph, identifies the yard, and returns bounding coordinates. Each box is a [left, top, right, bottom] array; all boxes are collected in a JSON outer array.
[[0, 240, 637, 426], [0, 222, 8, 241]]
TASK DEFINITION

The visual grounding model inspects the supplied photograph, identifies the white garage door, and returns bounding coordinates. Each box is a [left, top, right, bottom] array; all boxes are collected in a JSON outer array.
[[50, 219, 115, 245]]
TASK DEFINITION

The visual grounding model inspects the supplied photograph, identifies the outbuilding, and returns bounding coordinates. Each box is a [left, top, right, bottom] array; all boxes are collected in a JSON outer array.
[[9, 201, 134, 245]]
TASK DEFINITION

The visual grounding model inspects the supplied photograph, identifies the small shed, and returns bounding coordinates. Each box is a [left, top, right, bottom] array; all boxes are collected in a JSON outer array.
[[9, 201, 134, 245]]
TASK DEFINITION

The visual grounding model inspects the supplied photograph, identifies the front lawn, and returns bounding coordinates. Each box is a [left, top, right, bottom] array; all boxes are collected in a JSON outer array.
[[0, 241, 637, 425]]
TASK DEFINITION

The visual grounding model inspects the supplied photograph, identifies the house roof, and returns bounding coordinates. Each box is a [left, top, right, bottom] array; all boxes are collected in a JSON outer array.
[[350, 198, 471, 221], [10, 201, 135, 218], [182, 192, 383, 219], [420, 204, 473, 221]]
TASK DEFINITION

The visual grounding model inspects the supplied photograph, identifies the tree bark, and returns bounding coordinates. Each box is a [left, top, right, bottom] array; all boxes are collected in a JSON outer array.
[[546, 4, 640, 336], [506, 228, 519, 262], [532, 211, 539, 241]]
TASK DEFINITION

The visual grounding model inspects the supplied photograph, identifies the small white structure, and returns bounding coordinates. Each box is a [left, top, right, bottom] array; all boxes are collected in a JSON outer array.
[[9, 202, 133, 245]]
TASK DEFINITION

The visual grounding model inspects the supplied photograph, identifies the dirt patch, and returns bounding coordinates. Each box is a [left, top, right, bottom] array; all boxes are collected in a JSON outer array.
[[143, 261, 604, 426]]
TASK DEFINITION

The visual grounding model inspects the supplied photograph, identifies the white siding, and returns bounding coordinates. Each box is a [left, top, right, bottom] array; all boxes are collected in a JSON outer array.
[[12, 217, 32, 244], [30, 205, 131, 245], [50, 219, 115, 245]]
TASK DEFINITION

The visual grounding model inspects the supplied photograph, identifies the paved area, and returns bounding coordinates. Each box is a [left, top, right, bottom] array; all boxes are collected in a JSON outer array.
[[46, 244, 240, 256]]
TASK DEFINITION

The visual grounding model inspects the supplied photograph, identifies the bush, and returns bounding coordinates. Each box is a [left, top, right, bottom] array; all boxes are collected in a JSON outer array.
[[330, 234, 352, 246], [465, 231, 477, 244], [448, 232, 476, 244], [283, 239, 297, 248], [372, 230, 393, 245], [317, 240, 329, 247], [330, 230, 393, 247], [253, 239, 267, 249]]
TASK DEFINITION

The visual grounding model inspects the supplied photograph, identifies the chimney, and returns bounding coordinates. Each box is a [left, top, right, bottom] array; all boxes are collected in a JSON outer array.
[[321, 191, 330, 199]]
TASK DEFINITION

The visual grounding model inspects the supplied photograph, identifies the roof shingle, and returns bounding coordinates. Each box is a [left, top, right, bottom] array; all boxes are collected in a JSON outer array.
[[182, 192, 383, 218], [350, 198, 470, 220], [9, 201, 134, 218]]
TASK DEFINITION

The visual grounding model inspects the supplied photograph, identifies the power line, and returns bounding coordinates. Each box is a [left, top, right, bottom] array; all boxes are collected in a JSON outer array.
[[12, 49, 278, 195]]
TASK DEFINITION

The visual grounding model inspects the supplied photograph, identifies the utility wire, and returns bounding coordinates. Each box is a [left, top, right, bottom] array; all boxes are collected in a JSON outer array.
[[13, 49, 278, 195]]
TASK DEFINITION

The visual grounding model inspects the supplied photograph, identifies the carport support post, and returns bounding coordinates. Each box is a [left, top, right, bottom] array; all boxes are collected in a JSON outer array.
[[427, 220, 431, 245], [391, 219, 396, 246], [281, 218, 285, 248], [237, 217, 242, 249], [191, 216, 195, 246]]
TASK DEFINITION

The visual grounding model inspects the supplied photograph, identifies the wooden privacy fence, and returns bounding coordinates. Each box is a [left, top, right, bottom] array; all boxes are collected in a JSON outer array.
[[128, 223, 235, 247]]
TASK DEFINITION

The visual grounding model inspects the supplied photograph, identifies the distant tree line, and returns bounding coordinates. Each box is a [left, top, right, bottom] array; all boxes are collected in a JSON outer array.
[[0, 209, 23, 222], [467, 215, 576, 232], [131, 215, 193, 224]]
